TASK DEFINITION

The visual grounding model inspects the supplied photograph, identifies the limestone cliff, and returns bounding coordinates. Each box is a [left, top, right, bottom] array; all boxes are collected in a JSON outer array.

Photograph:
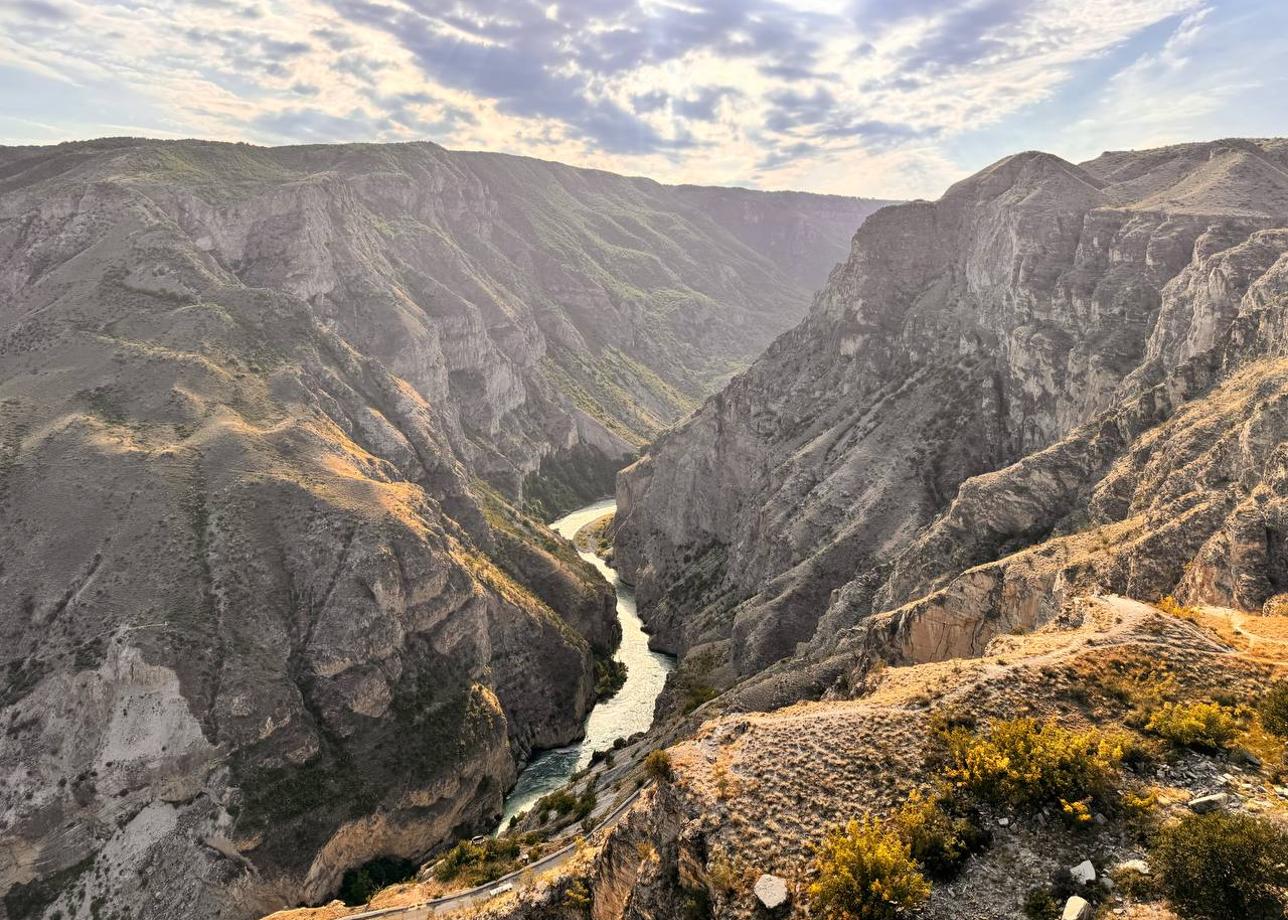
[[0, 140, 882, 920], [615, 138, 1288, 700]]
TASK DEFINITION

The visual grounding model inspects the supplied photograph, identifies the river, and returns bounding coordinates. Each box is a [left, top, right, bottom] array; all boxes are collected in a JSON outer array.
[[495, 498, 675, 831]]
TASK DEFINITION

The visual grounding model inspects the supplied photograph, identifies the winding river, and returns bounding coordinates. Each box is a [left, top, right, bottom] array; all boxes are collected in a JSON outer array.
[[495, 498, 675, 830]]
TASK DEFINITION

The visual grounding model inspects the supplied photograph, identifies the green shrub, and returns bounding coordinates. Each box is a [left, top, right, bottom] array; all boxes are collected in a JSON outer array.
[[434, 837, 522, 886], [644, 749, 673, 782], [338, 855, 417, 905], [889, 791, 990, 881], [1021, 887, 1059, 920], [1145, 701, 1241, 750], [1260, 681, 1288, 737], [681, 683, 718, 714], [594, 657, 628, 699], [943, 718, 1124, 810], [1153, 812, 1288, 919], [536, 785, 597, 821], [807, 817, 930, 920]]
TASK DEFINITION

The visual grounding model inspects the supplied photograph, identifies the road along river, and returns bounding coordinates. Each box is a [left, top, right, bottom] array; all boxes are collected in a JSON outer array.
[[495, 498, 674, 830]]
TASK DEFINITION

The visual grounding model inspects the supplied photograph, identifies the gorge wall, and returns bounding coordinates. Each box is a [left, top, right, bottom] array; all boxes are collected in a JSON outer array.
[[0, 139, 884, 920], [615, 138, 1288, 706]]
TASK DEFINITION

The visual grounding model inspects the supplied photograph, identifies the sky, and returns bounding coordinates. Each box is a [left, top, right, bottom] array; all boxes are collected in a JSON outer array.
[[0, 0, 1284, 199]]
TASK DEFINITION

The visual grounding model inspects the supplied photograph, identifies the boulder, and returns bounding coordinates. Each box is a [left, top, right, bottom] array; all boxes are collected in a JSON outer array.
[[1188, 792, 1231, 813], [1061, 896, 1092, 920], [1070, 860, 1096, 885], [753, 874, 790, 910]]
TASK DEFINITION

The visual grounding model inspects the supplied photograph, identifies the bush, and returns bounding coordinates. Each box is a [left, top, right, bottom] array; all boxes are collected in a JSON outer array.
[[943, 718, 1124, 810], [807, 817, 930, 920], [644, 749, 673, 782], [1021, 887, 1059, 920], [337, 856, 417, 905], [1260, 681, 1288, 737], [536, 785, 597, 821], [434, 837, 522, 886], [1153, 812, 1288, 919], [889, 791, 990, 880], [1145, 701, 1241, 750]]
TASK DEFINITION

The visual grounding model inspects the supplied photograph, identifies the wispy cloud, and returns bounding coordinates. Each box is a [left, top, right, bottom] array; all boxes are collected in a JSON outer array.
[[0, 0, 1282, 197]]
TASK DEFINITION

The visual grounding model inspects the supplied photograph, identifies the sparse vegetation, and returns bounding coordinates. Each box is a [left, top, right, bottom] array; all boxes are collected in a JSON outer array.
[[1152, 812, 1288, 919], [1260, 680, 1288, 737], [644, 749, 674, 782], [807, 816, 930, 920], [337, 855, 417, 906], [433, 837, 523, 887], [535, 785, 597, 822], [681, 682, 718, 713]]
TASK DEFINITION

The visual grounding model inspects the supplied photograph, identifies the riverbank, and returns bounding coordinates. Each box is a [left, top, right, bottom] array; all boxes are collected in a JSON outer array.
[[494, 499, 674, 830]]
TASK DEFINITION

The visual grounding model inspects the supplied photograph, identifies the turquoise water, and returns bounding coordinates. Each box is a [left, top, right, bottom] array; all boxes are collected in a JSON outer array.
[[495, 499, 674, 830]]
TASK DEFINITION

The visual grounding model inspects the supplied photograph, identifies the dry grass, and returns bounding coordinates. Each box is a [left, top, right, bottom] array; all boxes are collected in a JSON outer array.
[[657, 595, 1288, 920]]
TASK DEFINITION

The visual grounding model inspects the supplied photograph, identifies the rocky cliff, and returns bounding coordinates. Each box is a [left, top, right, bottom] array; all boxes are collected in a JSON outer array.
[[615, 138, 1288, 702], [0, 139, 883, 920]]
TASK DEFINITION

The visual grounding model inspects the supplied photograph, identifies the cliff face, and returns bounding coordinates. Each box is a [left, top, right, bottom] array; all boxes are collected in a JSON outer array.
[[615, 138, 1288, 693], [0, 141, 882, 920], [1, 140, 886, 517]]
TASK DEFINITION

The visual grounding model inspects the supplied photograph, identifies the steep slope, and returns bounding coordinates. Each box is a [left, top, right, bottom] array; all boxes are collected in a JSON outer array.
[[615, 138, 1288, 702], [0, 141, 883, 920], [0, 139, 888, 517]]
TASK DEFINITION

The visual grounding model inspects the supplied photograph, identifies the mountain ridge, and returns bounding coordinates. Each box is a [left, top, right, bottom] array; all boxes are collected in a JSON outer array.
[[0, 138, 887, 920], [615, 137, 1288, 708]]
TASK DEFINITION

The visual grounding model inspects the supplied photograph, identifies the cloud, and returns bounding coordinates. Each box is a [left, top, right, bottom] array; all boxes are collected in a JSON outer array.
[[0, 0, 1279, 198]]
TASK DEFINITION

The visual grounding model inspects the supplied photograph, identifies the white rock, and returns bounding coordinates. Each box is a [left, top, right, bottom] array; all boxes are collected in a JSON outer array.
[[1115, 859, 1150, 876], [998, 817, 1010, 827], [1070, 860, 1096, 885], [1061, 895, 1091, 920], [1188, 792, 1230, 813], [754, 874, 789, 910]]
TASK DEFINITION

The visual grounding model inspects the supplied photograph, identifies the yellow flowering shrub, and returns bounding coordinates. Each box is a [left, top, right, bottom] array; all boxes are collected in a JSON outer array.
[[808, 817, 930, 920], [1060, 797, 1093, 826], [889, 790, 989, 880], [943, 718, 1124, 810], [1145, 701, 1241, 750]]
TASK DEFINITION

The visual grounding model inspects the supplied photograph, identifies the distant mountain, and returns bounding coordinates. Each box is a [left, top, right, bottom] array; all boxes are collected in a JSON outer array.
[[616, 138, 1288, 706], [0, 138, 887, 919]]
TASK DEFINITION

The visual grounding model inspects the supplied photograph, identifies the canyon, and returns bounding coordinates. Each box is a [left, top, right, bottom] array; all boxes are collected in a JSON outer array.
[[616, 138, 1288, 706], [0, 139, 884, 920], [6, 132, 1288, 920]]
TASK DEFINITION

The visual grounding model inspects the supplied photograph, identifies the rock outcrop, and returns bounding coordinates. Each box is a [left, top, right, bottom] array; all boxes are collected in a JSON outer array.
[[0, 140, 884, 920], [615, 138, 1288, 699]]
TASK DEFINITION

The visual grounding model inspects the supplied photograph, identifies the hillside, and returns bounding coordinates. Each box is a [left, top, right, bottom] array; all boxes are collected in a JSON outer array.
[[0, 139, 884, 920], [615, 138, 1288, 709]]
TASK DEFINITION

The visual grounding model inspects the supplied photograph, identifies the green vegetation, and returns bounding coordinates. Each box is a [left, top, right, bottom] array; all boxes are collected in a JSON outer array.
[[942, 717, 1125, 812], [594, 656, 628, 699], [536, 785, 597, 822], [3, 855, 94, 920], [807, 817, 930, 920], [644, 749, 674, 782], [889, 791, 990, 881], [1021, 887, 1061, 920], [681, 682, 718, 714], [1153, 812, 1288, 919], [337, 856, 417, 905], [1144, 701, 1243, 751], [434, 837, 523, 887], [1260, 680, 1288, 737]]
